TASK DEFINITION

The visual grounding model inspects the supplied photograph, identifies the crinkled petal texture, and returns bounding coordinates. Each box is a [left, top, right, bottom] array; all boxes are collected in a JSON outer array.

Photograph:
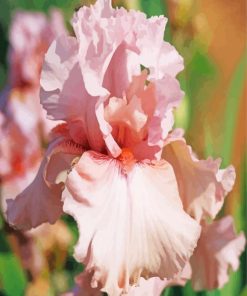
[[128, 278, 170, 296], [128, 263, 191, 296], [99, 71, 184, 159], [61, 264, 191, 296], [40, 0, 184, 160], [63, 151, 201, 295], [190, 216, 246, 290], [163, 138, 236, 222], [6, 139, 83, 230], [71, 0, 183, 97]]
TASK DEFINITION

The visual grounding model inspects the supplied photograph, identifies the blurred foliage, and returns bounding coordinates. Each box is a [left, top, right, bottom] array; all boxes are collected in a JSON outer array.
[[0, 0, 246, 295]]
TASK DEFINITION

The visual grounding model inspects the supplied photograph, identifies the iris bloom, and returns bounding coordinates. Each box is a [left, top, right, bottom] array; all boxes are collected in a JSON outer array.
[[0, 10, 66, 207], [6, 1, 245, 295]]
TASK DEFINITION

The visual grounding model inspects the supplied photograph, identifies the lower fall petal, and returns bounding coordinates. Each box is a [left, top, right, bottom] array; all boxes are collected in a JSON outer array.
[[6, 138, 83, 230], [63, 151, 201, 295], [163, 138, 236, 222], [190, 216, 246, 290]]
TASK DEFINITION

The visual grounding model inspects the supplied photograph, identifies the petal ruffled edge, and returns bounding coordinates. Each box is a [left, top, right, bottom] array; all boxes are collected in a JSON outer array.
[[6, 138, 84, 230], [163, 136, 236, 222]]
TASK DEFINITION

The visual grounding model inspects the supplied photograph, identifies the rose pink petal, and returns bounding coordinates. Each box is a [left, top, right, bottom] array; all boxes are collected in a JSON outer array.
[[190, 216, 246, 290], [163, 138, 236, 222], [63, 150, 200, 295], [6, 138, 83, 230]]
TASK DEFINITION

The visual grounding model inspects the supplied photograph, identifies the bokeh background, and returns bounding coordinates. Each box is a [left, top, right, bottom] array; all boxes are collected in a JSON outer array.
[[0, 0, 246, 295]]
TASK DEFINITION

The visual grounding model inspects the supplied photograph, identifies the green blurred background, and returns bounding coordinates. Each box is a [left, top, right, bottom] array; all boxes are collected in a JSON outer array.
[[0, 0, 246, 295]]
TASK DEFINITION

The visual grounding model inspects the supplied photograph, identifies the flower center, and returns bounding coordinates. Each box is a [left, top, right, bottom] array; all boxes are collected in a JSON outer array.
[[117, 148, 136, 172]]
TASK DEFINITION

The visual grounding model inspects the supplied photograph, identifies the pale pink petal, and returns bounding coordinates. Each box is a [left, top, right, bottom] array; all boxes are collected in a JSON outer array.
[[6, 139, 83, 230], [72, 2, 133, 97], [97, 72, 183, 160], [191, 216, 246, 290], [128, 263, 190, 296], [71, 1, 182, 98], [62, 266, 191, 296], [163, 139, 236, 222], [40, 35, 82, 119], [40, 35, 105, 152], [103, 42, 140, 98], [128, 277, 167, 296], [136, 17, 184, 79], [148, 42, 184, 80], [40, 1, 184, 159], [146, 76, 184, 159], [128, 264, 191, 296], [95, 72, 154, 158], [105, 96, 147, 134], [63, 151, 200, 295]]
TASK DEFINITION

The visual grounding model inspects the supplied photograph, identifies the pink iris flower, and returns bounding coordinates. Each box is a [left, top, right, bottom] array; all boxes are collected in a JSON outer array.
[[0, 10, 66, 207], [6, 1, 245, 295]]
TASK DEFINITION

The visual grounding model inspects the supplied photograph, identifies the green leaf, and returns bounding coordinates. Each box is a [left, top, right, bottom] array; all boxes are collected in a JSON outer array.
[[240, 286, 247, 296], [140, 0, 165, 17], [0, 232, 27, 296], [162, 287, 172, 296], [221, 53, 246, 166], [184, 48, 217, 131], [186, 49, 217, 101]]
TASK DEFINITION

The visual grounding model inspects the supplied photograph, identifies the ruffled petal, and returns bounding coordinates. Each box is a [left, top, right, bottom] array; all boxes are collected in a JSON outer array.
[[71, 1, 183, 98], [146, 76, 184, 159], [40, 35, 105, 152], [133, 15, 184, 79], [62, 266, 190, 296], [128, 263, 191, 296], [148, 42, 184, 80], [163, 139, 236, 222], [40, 1, 184, 159], [126, 277, 167, 296], [190, 216, 246, 290], [63, 151, 200, 295], [96, 72, 183, 160], [40, 35, 83, 120], [6, 139, 83, 230]]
